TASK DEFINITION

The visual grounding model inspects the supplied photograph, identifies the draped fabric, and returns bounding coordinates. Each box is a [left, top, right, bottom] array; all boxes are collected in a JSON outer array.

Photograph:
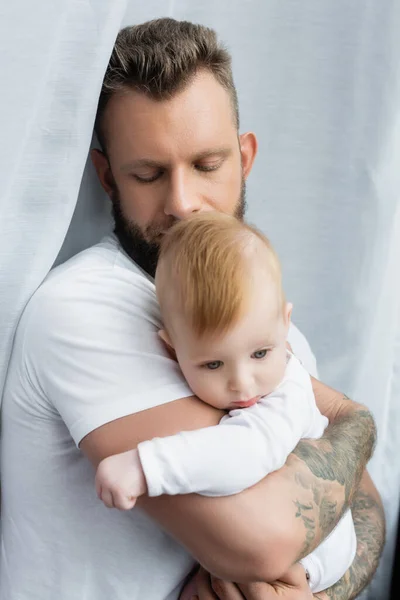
[[2, 1, 399, 597], [0, 0, 128, 394]]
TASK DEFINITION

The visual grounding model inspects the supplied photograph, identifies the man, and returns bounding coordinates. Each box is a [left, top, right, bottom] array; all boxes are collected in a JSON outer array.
[[0, 18, 384, 600]]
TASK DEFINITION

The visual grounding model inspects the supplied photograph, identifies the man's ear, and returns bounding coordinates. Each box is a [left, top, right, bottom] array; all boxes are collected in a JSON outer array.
[[91, 148, 115, 196], [239, 132, 258, 180]]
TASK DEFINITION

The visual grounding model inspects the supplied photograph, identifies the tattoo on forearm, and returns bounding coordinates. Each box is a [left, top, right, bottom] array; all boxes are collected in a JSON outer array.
[[288, 394, 377, 570], [294, 500, 316, 556], [293, 404, 375, 505], [323, 489, 385, 599], [319, 497, 338, 531], [291, 466, 339, 558]]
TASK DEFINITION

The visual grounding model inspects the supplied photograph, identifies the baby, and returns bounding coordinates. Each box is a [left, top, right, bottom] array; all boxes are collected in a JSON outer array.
[[95, 212, 356, 593]]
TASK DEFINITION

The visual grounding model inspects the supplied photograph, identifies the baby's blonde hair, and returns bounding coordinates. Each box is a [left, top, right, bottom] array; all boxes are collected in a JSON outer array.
[[156, 212, 285, 337]]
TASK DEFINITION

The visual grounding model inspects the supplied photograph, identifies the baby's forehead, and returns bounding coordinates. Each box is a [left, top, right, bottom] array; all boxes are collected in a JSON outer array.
[[159, 259, 281, 318], [156, 231, 283, 339], [170, 292, 280, 337]]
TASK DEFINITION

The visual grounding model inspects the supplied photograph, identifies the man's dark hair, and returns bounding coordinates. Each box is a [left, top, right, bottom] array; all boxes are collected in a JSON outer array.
[[95, 18, 239, 151]]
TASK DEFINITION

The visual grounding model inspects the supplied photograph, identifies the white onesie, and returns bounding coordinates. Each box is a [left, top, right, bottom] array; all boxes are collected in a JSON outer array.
[[138, 354, 356, 593]]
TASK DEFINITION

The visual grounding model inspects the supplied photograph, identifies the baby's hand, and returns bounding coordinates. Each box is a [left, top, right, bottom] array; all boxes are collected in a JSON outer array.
[[95, 449, 147, 510]]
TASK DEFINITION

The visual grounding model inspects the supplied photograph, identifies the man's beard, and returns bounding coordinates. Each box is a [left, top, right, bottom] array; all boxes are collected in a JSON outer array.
[[111, 180, 247, 278]]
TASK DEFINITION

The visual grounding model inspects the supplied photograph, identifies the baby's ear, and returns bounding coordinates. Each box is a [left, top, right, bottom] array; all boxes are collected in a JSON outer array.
[[158, 329, 177, 361], [285, 302, 293, 325], [158, 329, 172, 347]]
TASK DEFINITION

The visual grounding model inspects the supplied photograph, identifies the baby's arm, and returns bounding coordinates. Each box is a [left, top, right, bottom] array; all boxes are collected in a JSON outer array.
[[139, 377, 324, 497], [300, 510, 357, 593], [96, 358, 327, 506]]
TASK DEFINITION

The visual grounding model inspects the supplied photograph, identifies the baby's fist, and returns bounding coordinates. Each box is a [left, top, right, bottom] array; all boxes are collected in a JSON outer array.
[[95, 449, 147, 510]]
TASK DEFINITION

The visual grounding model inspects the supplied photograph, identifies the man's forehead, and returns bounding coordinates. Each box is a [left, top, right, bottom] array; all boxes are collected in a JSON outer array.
[[103, 73, 237, 154]]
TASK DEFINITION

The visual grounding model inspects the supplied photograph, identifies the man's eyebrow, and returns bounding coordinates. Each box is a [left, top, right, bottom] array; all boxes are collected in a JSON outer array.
[[192, 147, 231, 161], [120, 159, 164, 172], [120, 148, 232, 173]]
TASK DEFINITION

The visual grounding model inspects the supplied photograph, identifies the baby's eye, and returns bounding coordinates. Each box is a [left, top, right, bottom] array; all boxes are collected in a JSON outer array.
[[252, 349, 268, 359], [204, 361, 223, 370]]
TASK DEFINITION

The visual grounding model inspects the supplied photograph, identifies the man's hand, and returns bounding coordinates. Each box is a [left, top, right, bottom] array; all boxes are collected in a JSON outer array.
[[95, 448, 147, 509], [183, 565, 315, 599]]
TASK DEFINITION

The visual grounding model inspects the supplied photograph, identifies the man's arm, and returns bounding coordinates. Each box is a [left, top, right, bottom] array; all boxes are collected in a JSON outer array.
[[282, 379, 377, 563], [314, 471, 385, 600], [180, 473, 384, 599], [81, 380, 377, 584]]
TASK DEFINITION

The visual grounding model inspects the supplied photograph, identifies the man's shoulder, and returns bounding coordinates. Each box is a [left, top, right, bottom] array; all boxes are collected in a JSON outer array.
[[34, 236, 153, 304], [20, 236, 159, 341], [45, 235, 148, 288]]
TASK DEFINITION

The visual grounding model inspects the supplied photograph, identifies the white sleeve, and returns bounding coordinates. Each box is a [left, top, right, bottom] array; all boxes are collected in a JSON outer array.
[[23, 265, 193, 446], [300, 510, 357, 593], [138, 357, 327, 497]]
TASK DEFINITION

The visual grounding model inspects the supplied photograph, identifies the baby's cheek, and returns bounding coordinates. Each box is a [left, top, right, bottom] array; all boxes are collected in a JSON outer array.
[[188, 372, 222, 408], [181, 368, 206, 397], [272, 352, 288, 384]]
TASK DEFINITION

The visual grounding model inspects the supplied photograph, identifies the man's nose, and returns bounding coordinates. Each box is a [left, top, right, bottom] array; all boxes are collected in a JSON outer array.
[[164, 168, 202, 220]]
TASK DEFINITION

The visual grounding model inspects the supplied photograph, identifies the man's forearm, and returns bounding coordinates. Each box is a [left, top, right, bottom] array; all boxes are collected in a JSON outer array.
[[285, 386, 377, 561], [314, 471, 385, 600], [310, 381, 376, 507], [188, 471, 385, 599]]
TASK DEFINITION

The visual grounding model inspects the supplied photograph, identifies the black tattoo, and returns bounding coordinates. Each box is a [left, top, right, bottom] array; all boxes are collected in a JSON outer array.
[[292, 463, 341, 562], [323, 488, 385, 599], [293, 407, 375, 506], [288, 392, 379, 598], [291, 394, 376, 551], [319, 497, 338, 532], [294, 500, 316, 556]]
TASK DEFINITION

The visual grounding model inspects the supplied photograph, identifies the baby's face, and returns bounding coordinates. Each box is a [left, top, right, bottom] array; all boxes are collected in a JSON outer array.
[[168, 285, 291, 410]]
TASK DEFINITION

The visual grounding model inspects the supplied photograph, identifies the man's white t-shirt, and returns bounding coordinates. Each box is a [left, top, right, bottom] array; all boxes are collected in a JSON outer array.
[[1, 235, 320, 600]]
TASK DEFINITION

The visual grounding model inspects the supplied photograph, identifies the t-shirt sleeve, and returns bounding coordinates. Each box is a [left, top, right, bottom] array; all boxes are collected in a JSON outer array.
[[22, 267, 193, 446]]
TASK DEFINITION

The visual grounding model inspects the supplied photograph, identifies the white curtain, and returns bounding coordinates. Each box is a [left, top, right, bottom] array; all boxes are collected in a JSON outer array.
[[0, 0, 129, 393], [1, 1, 399, 598]]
